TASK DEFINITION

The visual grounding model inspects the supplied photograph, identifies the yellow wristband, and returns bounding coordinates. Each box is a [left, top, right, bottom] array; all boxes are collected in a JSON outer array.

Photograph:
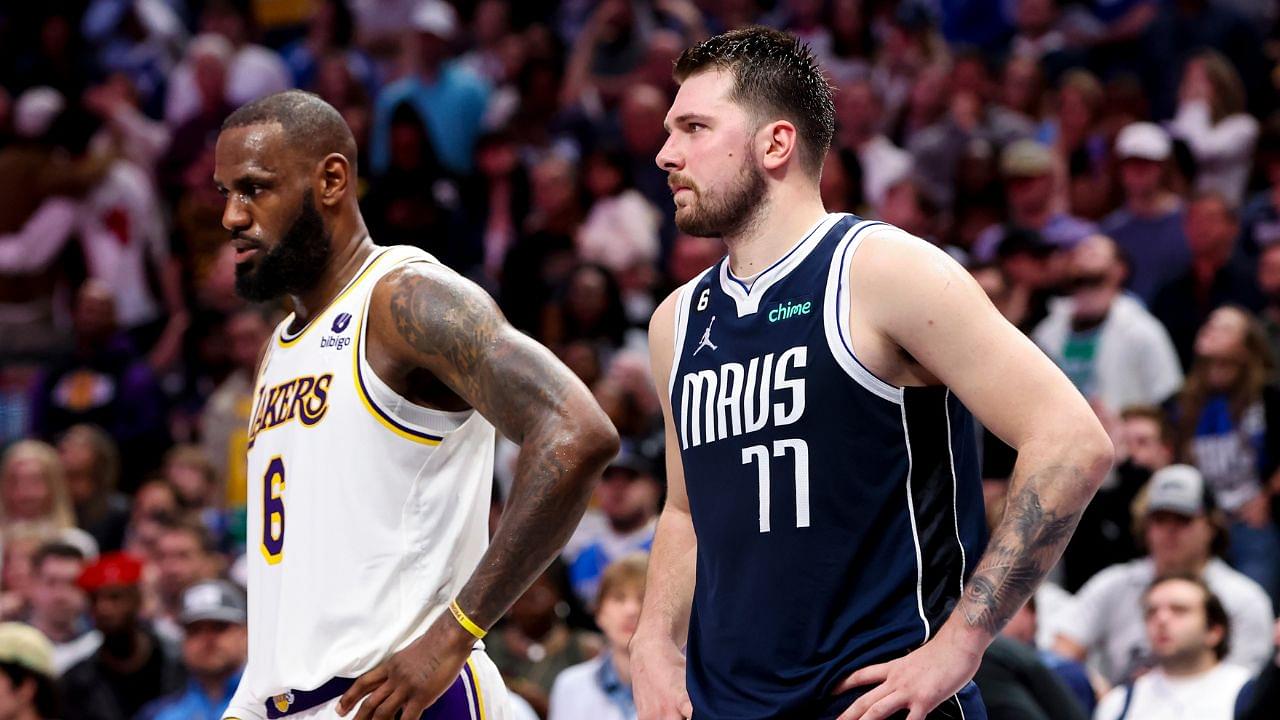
[[450, 600, 487, 639]]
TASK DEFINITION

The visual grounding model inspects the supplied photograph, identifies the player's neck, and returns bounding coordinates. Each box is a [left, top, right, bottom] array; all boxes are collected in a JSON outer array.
[[289, 225, 375, 326], [723, 191, 827, 279]]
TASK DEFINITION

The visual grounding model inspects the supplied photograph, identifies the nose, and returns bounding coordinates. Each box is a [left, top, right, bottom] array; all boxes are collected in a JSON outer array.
[[222, 195, 251, 235], [656, 133, 682, 172]]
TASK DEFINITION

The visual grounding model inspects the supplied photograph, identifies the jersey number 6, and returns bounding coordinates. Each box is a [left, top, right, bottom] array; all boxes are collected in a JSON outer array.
[[261, 456, 286, 564], [742, 439, 809, 533]]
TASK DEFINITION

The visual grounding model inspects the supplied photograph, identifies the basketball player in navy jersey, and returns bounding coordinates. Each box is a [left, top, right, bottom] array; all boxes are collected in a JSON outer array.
[[631, 28, 1114, 720]]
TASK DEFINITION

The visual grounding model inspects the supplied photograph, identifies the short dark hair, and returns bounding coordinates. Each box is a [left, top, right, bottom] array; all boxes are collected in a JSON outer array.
[[673, 26, 835, 177], [221, 90, 358, 171], [1118, 405, 1175, 447], [31, 542, 84, 573], [1146, 573, 1231, 661], [0, 662, 59, 718], [158, 516, 217, 555]]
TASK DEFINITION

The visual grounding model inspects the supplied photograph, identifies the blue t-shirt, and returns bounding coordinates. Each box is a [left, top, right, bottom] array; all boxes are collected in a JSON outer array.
[[1100, 207, 1190, 304]]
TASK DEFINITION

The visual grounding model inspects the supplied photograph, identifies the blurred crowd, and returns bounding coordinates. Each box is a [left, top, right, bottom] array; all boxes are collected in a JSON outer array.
[[1, 0, 1280, 718]]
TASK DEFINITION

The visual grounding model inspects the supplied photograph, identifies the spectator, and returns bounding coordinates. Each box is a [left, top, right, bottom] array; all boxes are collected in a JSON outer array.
[[994, 595, 1094, 716], [29, 281, 170, 487], [819, 146, 865, 214], [25, 542, 96, 675], [368, 0, 490, 176], [972, 139, 1096, 262], [61, 552, 183, 720], [1151, 192, 1264, 368], [1261, 242, 1280, 380], [576, 148, 661, 279], [137, 580, 247, 720], [566, 445, 659, 606], [164, 0, 290, 128], [1093, 575, 1252, 720], [1060, 405, 1174, 592], [157, 34, 234, 203], [993, 228, 1066, 333], [541, 264, 631, 357], [280, 0, 376, 96], [1046, 70, 1111, 219], [614, 83, 675, 251], [487, 561, 600, 717], [0, 622, 62, 720], [1052, 464, 1275, 684], [1100, 122, 1191, 303], [161, 446, 226, 538], [549, 554, 647, 720], [1168, 50, 1259, 206], [79, 0, 185, 115], [1172, 305, 1280, 600], [200, 307, 272, 517], [150, 519, 219, 646], [121, 481, 180, 565], [975, 616, 1089, 720], [82, 74, 172, 177], [877, 177, 945, 251], [836, 78, 911, 209], [362, 102, 470, 270], [1033, 234, 1183, 415], [1238, 115, 1280, 261], [58, 425, 129, 553], [0, 440, 75, 532], [1237, 618, 1280, 720], [0, 86, 108, 362]]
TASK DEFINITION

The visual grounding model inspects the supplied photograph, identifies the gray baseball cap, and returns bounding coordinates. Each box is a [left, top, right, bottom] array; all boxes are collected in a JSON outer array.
[[1146, 464, 1210, 517], [180, 580, 247, 626]]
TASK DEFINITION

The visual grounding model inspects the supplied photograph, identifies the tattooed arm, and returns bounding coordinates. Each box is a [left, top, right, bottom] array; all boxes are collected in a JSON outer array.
[[339, 262, 619, 720], [834, 229, 1113, 720]]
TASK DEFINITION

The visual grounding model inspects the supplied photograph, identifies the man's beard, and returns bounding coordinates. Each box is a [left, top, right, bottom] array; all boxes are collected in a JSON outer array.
[[235, 190, 332, 302], [672, 154, 767, 239]]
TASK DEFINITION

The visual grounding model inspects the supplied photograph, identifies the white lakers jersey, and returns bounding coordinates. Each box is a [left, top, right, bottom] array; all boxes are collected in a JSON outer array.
[[231, 245, 495, 710]]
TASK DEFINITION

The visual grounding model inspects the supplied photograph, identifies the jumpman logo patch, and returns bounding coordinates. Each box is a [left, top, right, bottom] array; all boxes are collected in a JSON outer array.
[[694, 316, 718, 356]]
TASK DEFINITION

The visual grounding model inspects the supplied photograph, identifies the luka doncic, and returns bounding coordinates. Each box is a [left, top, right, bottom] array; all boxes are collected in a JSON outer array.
[[633, 26, 1112, 720]]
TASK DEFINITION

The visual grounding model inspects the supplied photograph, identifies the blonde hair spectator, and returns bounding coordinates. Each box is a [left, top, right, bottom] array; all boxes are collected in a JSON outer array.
[[0, 441, 75, 531]]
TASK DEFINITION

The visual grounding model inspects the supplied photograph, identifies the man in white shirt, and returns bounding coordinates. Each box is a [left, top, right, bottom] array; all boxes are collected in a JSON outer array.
[[1093, 575, 1253, 720], [548, 555, 646, 720], [1033, 234, 1183, 415], [835, 78, 911, 208], [1053, 464, 1275, 684]]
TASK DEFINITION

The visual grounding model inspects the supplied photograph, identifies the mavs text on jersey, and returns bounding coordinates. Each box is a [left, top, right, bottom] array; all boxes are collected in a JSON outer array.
[[669, 214, 988, 719]]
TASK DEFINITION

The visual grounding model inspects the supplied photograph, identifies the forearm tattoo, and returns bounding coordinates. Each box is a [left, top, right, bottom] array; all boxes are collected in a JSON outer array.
[[388, 269, 611, 627], [960, 465, 1085, 636]]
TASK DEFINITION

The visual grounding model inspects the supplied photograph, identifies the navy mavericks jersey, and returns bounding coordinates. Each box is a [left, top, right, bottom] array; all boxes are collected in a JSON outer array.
[[669, 214, 987, 719]]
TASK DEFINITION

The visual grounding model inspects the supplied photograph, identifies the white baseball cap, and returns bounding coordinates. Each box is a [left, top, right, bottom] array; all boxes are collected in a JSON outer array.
[[1146, 464, 1210, 517], [14, 87, 64, 140], [1116, 122, 1171, 162], [411, 0, 457, 40]]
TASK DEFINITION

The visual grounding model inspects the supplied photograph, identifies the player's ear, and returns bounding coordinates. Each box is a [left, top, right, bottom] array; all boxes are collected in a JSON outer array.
[[760, 119, 798, 172], [318, 152, 351, 207]]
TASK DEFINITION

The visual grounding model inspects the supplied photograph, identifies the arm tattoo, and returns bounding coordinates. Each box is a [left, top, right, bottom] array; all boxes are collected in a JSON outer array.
[[387, 268, 616, 627], [959, 465, 1085, 636]]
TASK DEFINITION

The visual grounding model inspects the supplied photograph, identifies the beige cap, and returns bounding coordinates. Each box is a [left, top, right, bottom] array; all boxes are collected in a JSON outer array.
[[1000, 139, 1054, 178], [0, 624, 54, 678]]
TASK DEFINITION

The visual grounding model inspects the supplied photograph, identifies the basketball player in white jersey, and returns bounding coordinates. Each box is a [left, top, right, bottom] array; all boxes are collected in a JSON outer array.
[[212, 91, 619, 720]]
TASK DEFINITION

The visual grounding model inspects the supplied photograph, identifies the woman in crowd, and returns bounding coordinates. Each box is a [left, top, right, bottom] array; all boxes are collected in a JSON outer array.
[[1174, 305, 1280, 602], [1170, 49, 1260, 205]]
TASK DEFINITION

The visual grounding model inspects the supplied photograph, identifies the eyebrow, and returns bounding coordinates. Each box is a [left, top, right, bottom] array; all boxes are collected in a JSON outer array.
[[663, 113, 713, 133], [214, 168, 278, 192]]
